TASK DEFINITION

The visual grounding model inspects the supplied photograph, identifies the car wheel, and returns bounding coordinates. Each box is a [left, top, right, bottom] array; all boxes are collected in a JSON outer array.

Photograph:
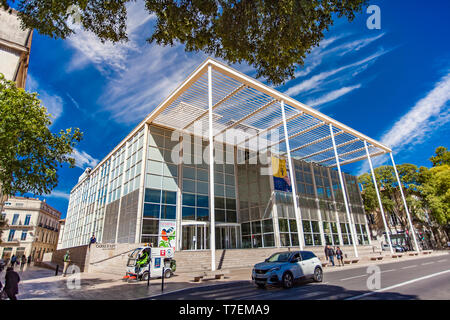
[[313, 267, 323, 282], [141, 272, 149, 281], [282, 272, 294, 289], [164, 269, 172, 278], [256, 283, 266, 289]]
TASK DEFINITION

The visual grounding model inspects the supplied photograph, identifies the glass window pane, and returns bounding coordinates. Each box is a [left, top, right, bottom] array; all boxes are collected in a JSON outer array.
[[163, 191, 177, 205], [197, 195, 209, 208], [183, 179, 195, 193], [143, 203, 160, 218], [145, 188, 161, 203], [197, 181, 208, 195], [263, 233, 275, 247], [161, 205, 176, 220], [182, 193, 195, 207], [197, 208, 209, 221], [142, 219, 159, 234], [262, 219, 273, 233], [183, 166, 195, 179], [182, 206, 195, 220], [146, 174, 162, 189], [226, 210, 237, 223]]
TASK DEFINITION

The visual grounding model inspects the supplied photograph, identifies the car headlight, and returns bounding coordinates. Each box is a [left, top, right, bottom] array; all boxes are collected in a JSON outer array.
[[269, 266, 281, 273]]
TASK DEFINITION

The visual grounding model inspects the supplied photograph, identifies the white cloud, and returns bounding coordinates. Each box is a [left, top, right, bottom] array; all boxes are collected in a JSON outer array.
[[45, 190, 70, 200], [285, 49, 389, 97], [66, 0, 154, 74], [380, 72, 450, 149], [306, 84, 362, 108], [357, 71, 450, 175], [26, 74, 64, 122], [72, 148, 99, 169], [99, 44, 206, 124]]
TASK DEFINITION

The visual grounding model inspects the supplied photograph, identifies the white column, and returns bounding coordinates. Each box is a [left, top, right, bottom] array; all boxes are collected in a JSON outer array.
[[281, 101, 304, 250], [364, 141, 393, 254], [208, 65, 216, 271], [390, 152, 420, 252], [135, 124, 149, 244], [330, 124, 358, 257]]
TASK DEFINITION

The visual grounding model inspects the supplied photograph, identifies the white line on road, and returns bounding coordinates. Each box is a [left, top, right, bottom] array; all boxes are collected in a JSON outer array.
[[437, 259, 447, 263], [401, 265, 417, 269], [340, 269, 395, 281], [340, 275, 366, 281], [422, 262, 434, 265], [345, 269, 450, 300], [381, 269, 395, 273]]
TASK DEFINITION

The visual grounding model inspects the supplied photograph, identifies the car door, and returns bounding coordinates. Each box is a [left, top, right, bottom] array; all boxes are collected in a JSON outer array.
[[300, 252, 316, 276], [290, 252, 304, 279]]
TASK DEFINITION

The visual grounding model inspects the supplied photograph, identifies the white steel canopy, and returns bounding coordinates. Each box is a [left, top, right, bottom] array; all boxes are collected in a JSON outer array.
[[143, 58, 390, 167]]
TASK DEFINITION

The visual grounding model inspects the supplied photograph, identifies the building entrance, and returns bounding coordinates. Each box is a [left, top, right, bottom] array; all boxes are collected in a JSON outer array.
[[215, 225, 240, 249], [181, 222, 208, 250]]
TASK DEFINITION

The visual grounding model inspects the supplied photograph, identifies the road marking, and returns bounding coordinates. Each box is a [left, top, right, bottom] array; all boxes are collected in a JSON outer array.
[[340, 274, 366, 281], [345, 269, 450, 300], [381, 269, 395, 273], [437, 259, 447, 263], [401, 265, 417, 269], [422, 262, 434, 265]]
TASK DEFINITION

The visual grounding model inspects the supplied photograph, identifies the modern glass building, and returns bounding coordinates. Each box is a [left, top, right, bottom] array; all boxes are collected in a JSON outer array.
[[61, 58, 418, 266]]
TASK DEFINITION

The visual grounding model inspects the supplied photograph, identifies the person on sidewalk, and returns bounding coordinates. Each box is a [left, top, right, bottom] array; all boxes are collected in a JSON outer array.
[[324, 245, 329, 262], [62, 250, 71, 277], [336, 246, 344, 266], [4, 267, 20, 300], [326, 245, 335, 266], [20, 255, 26, 267], [89, 234, 97, 248], [27, 255, 31, 266], [10, 255, 16, 269]]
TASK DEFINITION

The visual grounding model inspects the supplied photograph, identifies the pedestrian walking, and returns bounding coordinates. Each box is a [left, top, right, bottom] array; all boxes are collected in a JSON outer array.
[[3, 267, 20, 300], [62, 250, 71, 277], [336, 246, 344, 266], [10, 255, 16, 269], [27, 255, 31, 265], [326, 245, 335, 266]]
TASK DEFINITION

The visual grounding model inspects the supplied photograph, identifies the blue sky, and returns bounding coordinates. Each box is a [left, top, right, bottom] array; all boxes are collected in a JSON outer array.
[[23, 0, 450, 217]]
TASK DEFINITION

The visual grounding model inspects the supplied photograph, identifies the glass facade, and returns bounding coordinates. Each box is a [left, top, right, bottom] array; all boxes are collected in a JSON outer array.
[[62, 124, 369, 251]]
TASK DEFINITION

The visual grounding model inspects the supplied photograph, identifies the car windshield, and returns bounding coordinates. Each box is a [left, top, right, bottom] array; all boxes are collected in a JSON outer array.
[[266, 252, 291, 262]]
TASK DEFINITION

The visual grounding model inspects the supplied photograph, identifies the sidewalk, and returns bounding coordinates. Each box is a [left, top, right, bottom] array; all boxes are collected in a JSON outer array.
[[10, 250, 449, 300]]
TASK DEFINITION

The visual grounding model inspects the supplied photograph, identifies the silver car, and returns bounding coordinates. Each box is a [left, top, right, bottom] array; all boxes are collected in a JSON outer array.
[[252, 251, 323, 289]]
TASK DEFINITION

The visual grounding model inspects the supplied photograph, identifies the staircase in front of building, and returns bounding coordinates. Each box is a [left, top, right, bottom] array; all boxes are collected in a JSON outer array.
[[84, 244, 379, 275], [174, 245, 378, 273]]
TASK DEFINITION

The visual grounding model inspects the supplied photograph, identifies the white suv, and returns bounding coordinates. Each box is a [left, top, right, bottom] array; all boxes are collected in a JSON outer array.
[[252, 251, 323, 289]]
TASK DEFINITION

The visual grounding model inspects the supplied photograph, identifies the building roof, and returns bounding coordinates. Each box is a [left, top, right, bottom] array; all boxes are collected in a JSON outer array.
[[75, 58, 390, 190], [144, 58, 390, 167]]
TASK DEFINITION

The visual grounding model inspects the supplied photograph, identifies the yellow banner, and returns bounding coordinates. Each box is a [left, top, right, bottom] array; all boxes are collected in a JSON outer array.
[[272, 157, 288, 178]]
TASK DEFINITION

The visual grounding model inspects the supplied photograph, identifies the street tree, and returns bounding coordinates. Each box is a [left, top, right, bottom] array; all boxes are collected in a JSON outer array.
[[0, 74, 83, 243], [1, 0, 368, 85]]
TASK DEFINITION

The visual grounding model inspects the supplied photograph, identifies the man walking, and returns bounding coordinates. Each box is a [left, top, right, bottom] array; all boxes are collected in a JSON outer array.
[[62, 250, 71, 277], [326, 245, 335, 266], [4, 267, 20, 300]]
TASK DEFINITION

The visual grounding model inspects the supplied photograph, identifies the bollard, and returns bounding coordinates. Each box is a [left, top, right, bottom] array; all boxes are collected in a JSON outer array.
[[161, 266, 165, 292], [55, 264, 59, 276]]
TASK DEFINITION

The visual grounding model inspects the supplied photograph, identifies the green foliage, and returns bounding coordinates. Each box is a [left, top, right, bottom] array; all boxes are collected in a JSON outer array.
[[358, 146, 450, 228], [1, 0, 368, 85], [0, 73, 83, 197], [430, 146, 450, 167]]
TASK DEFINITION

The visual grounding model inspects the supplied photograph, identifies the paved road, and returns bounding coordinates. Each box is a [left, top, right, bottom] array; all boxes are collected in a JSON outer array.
[[151, 254, 450, 300]]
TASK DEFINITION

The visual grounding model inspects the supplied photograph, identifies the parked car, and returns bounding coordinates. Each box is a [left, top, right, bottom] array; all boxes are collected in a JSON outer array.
[[382, 244, 405, 252], [252, 251, 323, 289]]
